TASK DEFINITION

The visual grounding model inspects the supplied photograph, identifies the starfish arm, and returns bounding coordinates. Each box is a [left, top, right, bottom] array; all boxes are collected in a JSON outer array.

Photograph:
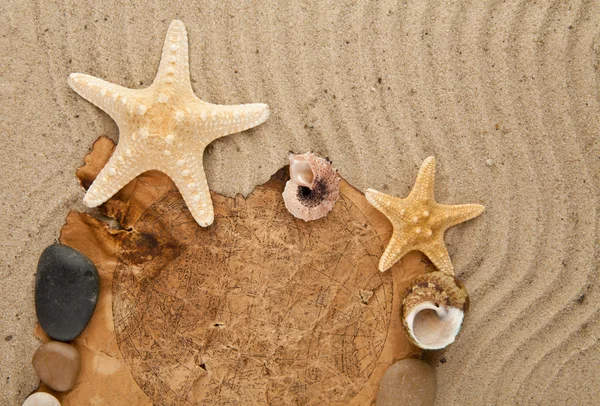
[[439, 203, 485, 229], [420, 237, 455, 275], [365, 188, 405, 219], [191, 102, 270, 143], [379, 234, 411, 272], [409, 156, 437, 201], [152, 20, 193, 94], [68, 73, 137, 123], [165, 159, 214, 227], [83, 147, 148, 207]]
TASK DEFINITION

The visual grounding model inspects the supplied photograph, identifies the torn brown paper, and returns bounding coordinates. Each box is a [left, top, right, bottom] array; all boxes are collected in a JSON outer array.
[[35, 136, 430, 405]]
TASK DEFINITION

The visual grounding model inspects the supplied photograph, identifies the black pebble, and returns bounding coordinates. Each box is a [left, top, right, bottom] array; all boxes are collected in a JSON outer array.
[[35, 244, 99, 341]]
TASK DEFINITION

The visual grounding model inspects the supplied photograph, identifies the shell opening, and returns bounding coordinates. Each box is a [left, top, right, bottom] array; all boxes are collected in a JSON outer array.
[[298, 186, 312, 198], [289, 155, 314, 187], [405, 301, 464, 350]]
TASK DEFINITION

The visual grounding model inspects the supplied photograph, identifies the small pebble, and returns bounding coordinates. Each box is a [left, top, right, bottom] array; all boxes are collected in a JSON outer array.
[[22, 392, 61, 406], [485, 159, 494, 167], [376, 358, 437, 406], [32, 341, 80, 392], [35, 244, 99, 341]]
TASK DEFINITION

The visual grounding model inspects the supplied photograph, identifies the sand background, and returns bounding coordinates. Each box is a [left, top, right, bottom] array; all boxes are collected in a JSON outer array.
[[1, 1, 599, 405]]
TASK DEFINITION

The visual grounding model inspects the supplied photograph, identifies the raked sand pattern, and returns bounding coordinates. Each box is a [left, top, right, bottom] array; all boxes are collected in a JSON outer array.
[[1, 1, 599, 405]]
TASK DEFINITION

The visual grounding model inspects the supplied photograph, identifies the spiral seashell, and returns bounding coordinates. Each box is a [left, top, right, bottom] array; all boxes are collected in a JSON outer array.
[[401, 271, 469, 350], [282, 152, 341, 221]]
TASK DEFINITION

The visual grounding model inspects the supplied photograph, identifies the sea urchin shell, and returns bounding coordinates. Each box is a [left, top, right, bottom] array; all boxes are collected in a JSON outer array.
[[401, 271, 469, 350], [282, 152, 341, 221]]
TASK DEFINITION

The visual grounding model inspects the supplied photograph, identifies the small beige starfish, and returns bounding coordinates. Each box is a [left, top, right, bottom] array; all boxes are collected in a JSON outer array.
[[68, 20, 270, 227], [366, 156, 484, 274]]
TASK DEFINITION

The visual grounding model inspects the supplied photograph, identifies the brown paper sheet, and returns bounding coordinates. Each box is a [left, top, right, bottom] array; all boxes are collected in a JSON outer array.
[[35, 136, 430, 405]]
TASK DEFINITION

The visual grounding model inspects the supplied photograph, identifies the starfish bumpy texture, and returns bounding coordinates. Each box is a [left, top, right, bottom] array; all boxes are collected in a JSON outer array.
[[68, 20, 270, 227], [366, 156, 484, 274]]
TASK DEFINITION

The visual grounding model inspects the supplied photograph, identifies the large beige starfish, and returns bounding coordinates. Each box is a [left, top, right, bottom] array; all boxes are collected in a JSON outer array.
[[366, 156, 484, 274], [68, 20, 270, 227]]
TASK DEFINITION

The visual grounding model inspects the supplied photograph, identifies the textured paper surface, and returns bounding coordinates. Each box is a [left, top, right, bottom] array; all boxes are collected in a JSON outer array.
[[35, 137, 426, 405]]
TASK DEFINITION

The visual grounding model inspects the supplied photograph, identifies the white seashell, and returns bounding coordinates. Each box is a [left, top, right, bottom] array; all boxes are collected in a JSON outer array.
[[282, 152, 341, 221], [402, 271, 469, 350]]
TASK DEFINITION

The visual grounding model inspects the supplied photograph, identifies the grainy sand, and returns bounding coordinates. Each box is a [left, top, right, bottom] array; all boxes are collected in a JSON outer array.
[[1, 1, 599, 405]]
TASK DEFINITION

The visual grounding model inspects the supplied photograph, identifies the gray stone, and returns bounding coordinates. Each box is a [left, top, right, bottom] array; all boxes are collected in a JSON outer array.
[[376, 358, 437, 406], [32, 341, 80, 392], [22, 392, 61, 406], [35, 244, 99, 341]]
